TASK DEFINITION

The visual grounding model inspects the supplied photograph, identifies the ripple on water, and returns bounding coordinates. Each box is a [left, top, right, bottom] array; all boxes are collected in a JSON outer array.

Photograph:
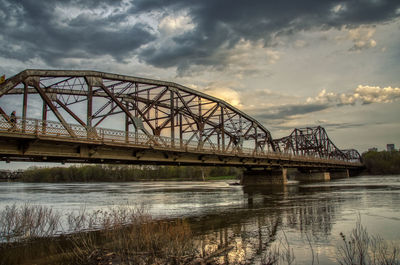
[[1, 176, 400, 264]]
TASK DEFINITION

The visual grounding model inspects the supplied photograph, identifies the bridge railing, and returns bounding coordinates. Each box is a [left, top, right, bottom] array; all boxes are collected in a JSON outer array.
[[0, 116, 360, 165]]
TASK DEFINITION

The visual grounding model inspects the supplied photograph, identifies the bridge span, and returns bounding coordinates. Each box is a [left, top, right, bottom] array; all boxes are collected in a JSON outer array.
[[0, 70, 363, 184]]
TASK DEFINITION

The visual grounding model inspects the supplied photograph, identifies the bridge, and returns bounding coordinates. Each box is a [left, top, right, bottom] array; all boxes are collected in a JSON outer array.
[[0, 69, 362, 184]]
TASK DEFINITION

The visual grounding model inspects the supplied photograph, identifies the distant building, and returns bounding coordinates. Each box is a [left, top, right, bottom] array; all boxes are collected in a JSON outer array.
[[368, 147, 378, 152], [387, 144, 395, 152]]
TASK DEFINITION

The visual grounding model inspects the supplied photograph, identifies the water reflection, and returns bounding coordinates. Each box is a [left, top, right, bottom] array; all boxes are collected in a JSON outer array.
[[186, 177, 400, 264], [1, 175, 400, 264], [187, 185, 344, 264]]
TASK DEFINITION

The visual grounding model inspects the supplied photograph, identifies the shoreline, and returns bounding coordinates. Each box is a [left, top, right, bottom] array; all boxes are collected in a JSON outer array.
[[0, 176, 238, 183]]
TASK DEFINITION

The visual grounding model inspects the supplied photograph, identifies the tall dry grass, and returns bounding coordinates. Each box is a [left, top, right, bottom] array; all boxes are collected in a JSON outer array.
[[64, 212, 195, 264], [0, 204, 196, 264], [65, 204, 148, 232], [0, 204, 60, 243], [337, 218, 400, 265], [1, 205, 400, 265]]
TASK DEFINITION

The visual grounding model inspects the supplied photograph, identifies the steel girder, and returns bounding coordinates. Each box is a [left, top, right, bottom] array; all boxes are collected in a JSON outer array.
[[0, 69, 276, 154], [341, 149, 362, 163], [272, 126, 361, 162]]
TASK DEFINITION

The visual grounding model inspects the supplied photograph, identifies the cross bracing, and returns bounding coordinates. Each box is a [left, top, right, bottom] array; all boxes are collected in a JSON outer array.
[[0, 69, 362, 166]]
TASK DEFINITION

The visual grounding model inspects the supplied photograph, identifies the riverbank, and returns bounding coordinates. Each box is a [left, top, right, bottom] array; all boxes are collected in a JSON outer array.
[[1, 176, 400, 264], [1, 204, 399, 265], [18, 165, 241, 182], [0, 204, 195, 265], [5, 150, 400, 183]]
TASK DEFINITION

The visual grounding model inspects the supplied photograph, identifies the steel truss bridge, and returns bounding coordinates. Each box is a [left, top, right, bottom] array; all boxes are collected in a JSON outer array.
[[0, 70, 362, 170]]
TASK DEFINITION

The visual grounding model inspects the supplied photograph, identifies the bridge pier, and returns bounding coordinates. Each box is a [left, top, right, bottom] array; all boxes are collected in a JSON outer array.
[[295, 170, 331, 182], [240, 168, 287, 186], [330, 169, 350, 179]]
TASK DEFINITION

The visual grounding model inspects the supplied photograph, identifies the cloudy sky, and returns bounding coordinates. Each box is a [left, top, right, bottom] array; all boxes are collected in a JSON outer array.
[[1, 0, 400, 154]]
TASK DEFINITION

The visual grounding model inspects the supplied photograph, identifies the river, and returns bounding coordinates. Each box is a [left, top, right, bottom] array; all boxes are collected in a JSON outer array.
[[1, 175, 400, 264]]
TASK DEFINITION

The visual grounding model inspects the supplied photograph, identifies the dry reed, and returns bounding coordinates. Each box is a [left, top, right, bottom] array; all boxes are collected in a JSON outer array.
[[0, 204, 60, 243], [337, 218, 400, 265], [2, 205, 399, 265]]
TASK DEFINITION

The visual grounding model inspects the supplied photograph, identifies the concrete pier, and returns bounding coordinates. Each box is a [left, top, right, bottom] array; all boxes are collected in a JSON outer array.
[[330, 169, 350, 179], [240, 168, 287, 186], [295, 170, 330, 182], [241, 167, 359, 186]]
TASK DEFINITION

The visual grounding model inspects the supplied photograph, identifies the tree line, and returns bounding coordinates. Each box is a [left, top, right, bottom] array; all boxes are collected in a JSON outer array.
[[20, 165, 243, 182], [362, 150, 400, 175], [17, 150, 400, 182]]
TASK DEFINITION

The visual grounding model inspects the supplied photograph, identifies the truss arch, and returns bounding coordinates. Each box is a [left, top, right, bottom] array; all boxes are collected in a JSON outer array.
[[272, 126, 362, 162], [0, 69, 276, 154]]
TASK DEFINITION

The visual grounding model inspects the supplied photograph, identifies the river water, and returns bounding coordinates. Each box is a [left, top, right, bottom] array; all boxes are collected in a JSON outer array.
[[1, 175, 400, 264]]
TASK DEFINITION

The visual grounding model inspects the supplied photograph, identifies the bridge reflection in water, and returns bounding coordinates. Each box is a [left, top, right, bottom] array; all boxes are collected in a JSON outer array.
[[0, 70, 362, 183], [183, 185, 341, 264]]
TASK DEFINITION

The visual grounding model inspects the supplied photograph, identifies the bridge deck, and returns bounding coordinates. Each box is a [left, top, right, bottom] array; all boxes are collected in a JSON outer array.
[[0, 117, 362, 169]]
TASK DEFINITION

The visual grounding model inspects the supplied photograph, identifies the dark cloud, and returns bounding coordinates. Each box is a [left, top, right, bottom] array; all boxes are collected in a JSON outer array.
[[1, 0, 399, 70], [319, 120, 389, 130], [319, 122, 369, 130], [133, 0, 400, 71], [251, 103, 330, 120], [0, 0, 155, 66], [266, 120, 380, 133]]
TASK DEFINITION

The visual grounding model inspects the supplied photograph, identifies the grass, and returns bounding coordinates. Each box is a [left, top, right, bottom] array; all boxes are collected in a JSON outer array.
[[0, 204, 60, 243], [0, 204, 196, 264], [336, 218, 400, 265], [65, 218, 194, 264], [1, 205, 399, 265]]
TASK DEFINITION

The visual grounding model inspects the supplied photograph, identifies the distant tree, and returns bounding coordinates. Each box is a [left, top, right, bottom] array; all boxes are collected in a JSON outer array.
[[362, 150, 400, 175], [20, 165, 243, 182]]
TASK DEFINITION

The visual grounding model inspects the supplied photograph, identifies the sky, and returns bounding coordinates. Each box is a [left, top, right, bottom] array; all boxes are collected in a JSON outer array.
[[1, 0, 400, 169]]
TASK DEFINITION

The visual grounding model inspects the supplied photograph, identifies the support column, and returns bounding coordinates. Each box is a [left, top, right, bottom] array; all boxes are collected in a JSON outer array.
[[348, 168, 363, 177], [296, 169, 330, 182], [220, 107, 225, 152], [330, 169, 350, 179], [87, 85, 92, 127], [125, 102, 129, 143], [170, 89, 175, 147], [42, 101, 47, 134], [22, 83, 28, 132], [179, 113, 183, 149], [240, 168, 287, 186]]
